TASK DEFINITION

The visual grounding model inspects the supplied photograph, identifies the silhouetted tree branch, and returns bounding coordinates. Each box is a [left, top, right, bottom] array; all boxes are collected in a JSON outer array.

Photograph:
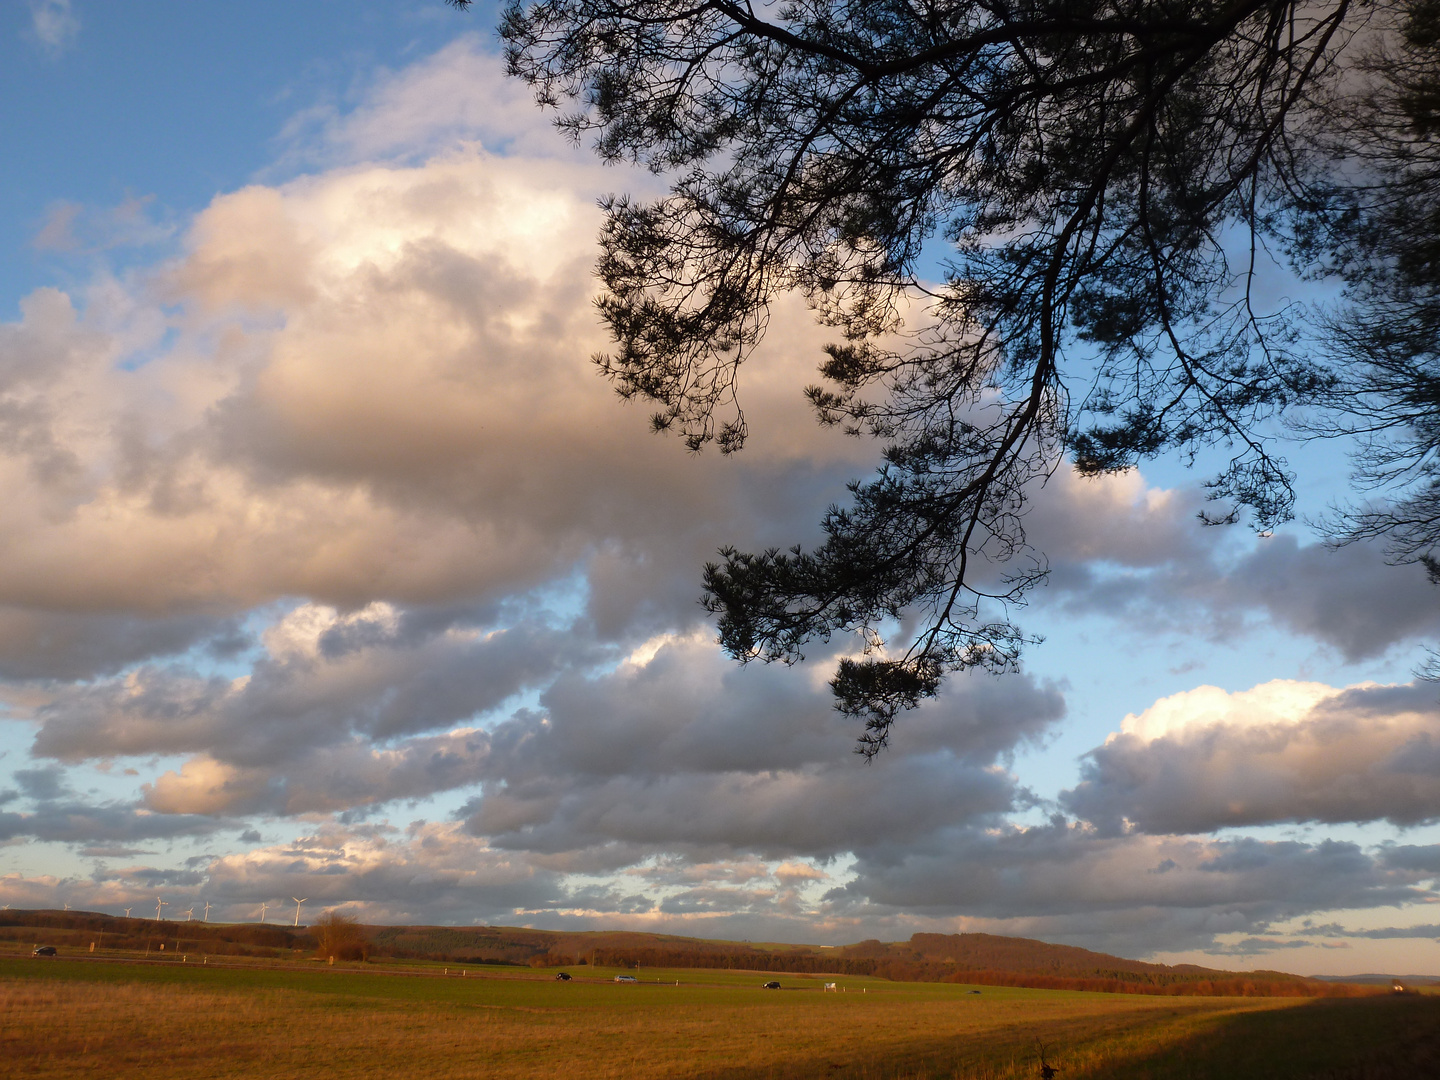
[[446, 0, 1434, 751], [1308, 3, 1440, 587]]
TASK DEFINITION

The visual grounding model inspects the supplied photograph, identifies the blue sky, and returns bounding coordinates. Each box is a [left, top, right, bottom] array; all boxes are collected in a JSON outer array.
[[1, 0, 1439, 977], [0, 2, 478, 291]]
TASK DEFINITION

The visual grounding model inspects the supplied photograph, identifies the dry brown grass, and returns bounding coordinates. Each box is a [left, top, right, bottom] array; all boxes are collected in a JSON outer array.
[[3, 961, 1436, 1080], [0, 971, 1274, 1080]]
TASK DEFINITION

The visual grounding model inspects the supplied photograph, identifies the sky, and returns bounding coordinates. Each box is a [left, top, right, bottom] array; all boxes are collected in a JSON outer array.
[[1, 0, 1438, 977]]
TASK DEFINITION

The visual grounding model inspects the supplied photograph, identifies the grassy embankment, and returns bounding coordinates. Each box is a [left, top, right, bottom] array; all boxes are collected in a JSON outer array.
[[3, 955, 1439, 1079]]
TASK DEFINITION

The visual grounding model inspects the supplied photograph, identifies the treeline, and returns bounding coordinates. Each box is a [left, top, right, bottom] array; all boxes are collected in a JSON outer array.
[[367, 925, 562, 965], [2, 909, 313, 958], [938, 969, 1378, 998], [538, 946, 1359, 998], [581, 947, 881, 976]]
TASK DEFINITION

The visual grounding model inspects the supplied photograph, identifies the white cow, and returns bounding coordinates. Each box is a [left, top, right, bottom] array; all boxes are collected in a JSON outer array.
[[823, 982, 837, 992]]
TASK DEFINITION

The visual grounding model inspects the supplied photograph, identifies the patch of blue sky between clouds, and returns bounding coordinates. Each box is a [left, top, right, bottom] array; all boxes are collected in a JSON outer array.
[[0, 1, 494, 308]]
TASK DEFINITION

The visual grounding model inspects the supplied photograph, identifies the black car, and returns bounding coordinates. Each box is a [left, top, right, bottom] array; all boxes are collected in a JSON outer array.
[[31, 945, 57, 957], [554, 972, 572, 981], [762, 981, 781, 990]]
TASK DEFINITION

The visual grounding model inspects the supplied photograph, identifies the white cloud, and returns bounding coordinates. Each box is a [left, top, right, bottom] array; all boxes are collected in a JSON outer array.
[[274, 37, 578, 170], [1064, 680, 1440, 833], [1114, 680, 1341, 743], [30, 611, 592, 765], [0, 143, 863, 645], [456, 635, 1063, 860], [1031, 470, 1440, 661], [27, 0, 78, 56], [199, 822, 562, 922]]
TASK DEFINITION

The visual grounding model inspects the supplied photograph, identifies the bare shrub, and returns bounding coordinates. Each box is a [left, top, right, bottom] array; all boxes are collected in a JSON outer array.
[[313, 911, 369, 962]]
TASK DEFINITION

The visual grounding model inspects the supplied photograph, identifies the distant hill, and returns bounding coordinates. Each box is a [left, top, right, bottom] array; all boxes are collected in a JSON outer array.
[[0, 908, 309, 958], [1312, 974, 1440, 986], [1, 909, 1375, 998], [365, 924, 817, 965], [843, 931, 1302, 980]]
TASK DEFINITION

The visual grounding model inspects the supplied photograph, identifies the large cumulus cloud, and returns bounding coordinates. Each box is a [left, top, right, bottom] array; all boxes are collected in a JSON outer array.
[[1063, 680, 1440, 834], [0, 136, 867, 684], [1026, 469, 1440, 661], [18, 623, 1066, 850], [32, 602, 598, 766], [2, 36, 1439, 967], [461, 634, 1065, 862], [833, 824, 1434, 956]]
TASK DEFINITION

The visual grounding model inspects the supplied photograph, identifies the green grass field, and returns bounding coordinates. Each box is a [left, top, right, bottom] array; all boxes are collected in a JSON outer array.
[[3, 955, 1438, 1079]]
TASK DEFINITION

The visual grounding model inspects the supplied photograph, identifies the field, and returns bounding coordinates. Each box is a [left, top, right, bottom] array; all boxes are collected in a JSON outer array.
[[3, 955, 1439, 1079]]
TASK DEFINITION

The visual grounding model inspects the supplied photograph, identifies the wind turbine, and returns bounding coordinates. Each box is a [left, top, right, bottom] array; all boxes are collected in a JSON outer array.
[[123, 907, 132, 918], [203, 901, 212, 922], [62, 902, 70, 911], [183, 907, 195, 922], [155, 897, 168, 921], [292, 897, 308, 927], [258, 901, 268, 923]]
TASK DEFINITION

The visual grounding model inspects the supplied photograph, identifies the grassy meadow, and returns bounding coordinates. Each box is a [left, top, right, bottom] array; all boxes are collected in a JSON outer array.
[[3, 953, 1438, 1080]]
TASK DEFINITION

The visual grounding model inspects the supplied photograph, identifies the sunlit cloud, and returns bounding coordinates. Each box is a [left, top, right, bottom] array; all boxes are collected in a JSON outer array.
[[1064, 680, 1440, 833], [1, 34, 1437, 970]]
